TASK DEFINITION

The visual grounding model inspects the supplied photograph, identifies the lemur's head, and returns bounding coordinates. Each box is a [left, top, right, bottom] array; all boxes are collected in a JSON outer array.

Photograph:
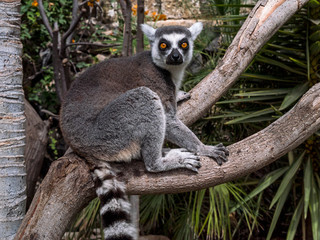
[[141, 22, 203, 71]]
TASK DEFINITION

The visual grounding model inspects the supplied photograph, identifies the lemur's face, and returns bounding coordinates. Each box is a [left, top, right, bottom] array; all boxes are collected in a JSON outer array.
[[155, 32, 191, 66], [141, 23, 203, 71]]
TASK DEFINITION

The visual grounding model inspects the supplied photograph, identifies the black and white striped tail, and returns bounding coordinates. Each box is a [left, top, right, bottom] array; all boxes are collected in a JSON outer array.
[[93, 167, 137, 240]]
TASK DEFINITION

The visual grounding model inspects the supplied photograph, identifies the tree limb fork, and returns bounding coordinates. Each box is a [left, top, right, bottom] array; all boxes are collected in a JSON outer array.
[[15, 0, 314, 239]]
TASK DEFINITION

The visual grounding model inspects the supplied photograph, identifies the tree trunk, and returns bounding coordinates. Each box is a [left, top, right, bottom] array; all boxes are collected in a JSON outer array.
[[0, 1, 26, 239], [15, 0, 314, 239], [24, 99, 48, 209], [119, 0, 133, 57], [136, 0, 145, 53], [14, 153, 95, 240]]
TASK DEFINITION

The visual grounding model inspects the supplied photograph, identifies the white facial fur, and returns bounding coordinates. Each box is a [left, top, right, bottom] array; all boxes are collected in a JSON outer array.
[[151, 33, 193, 89], [141, 22, 203, 89], [188, 22, 203, 41]]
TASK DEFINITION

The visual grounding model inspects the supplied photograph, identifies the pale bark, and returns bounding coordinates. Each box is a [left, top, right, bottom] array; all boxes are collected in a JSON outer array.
[[16, 83, 320, 239], [14, 154, 95, 240], [16, 0, 316, 239], [178, 0, 310, 126], [0, 1, 26, 239], [124, 83, 320, 194]]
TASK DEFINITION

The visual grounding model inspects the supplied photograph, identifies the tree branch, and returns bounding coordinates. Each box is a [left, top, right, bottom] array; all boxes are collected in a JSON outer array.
[[66, 0, 79, 45], [52, 29, 67, 102], [65, 42, 120, 48], [123, 83, 320, 194], [16, 83, 320, 239], [136, 0, 145, 53], [119, 0, 133, 56], [15, 153, 96, 240], [37, 0, 53, 38], [16, 0, 315, 239], [177, 0, 310, 126], [62, 8, 85, 44]]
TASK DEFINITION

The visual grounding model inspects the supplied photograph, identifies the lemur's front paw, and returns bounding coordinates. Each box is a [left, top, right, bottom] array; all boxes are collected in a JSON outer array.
[[197, 143, 229, 165], [177, 90, 191, 103], [166, 148, 201, 172]]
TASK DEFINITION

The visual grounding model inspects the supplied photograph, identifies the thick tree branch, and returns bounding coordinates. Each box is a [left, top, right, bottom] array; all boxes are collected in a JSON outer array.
[[16, 83, 320, 239], [16, 0, 315, 239], [15, 154, 96, 240], [123, 83, 320, 194], [178, 0, 310, 126]]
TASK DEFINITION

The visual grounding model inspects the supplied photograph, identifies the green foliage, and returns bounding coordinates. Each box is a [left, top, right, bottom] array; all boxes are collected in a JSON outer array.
[[190, 184, 255, 240], [65, 198, 102, 240], [28, 66, 59, 113], [172, 1, 320, 239], [140, 184, 258, 240], [21, 1, 72, 111], [48, 129, 59, 159], [21, 0, 320, 239], [21, 0, 73, 54]]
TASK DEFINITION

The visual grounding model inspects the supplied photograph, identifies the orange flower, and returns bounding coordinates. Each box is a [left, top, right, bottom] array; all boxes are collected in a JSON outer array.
[[87, 0, 96, 7], [158, 14, 167, 21], [152, 13, 167, 21], [144, 10, 149, 15], [72, 39, 75, 43], [31, 0, 38, 7], [131, 4, 137, 16]]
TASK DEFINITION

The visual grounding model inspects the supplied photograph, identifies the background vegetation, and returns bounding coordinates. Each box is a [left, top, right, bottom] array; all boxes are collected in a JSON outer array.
[[21, 0, 320, 239]]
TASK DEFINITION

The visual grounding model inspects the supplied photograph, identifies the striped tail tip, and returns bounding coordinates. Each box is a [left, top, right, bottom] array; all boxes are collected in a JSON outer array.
[[94, 168, 138, 240]]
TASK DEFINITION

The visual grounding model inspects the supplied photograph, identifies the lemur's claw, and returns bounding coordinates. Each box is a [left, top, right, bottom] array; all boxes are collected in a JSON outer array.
[[198, 143, 229, 165]]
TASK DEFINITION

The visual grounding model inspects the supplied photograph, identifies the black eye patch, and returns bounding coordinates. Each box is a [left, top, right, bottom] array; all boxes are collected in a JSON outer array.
[[179, 38, 189, 51], [158, 39, 170, 51]]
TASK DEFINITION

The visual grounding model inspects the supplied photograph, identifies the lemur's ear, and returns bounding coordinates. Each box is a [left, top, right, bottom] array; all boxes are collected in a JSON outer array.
[[141, 24, 156, 42], [188, 22, 203, 41]]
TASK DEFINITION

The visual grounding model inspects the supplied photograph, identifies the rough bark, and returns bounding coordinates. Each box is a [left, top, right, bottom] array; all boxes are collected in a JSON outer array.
[[0, 1, 26, 239], [14, 153, 95, 240], [16, 83, 320, 239], [119, 0, 133, 57], [136, 0, 145, 53], [16, 0, 315, 239], [123, 83, 320, 194], [24, 100, 48, 209]]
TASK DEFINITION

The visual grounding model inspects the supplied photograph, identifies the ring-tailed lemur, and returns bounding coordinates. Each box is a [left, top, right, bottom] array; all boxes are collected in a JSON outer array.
[[60, 22, 229, 240]]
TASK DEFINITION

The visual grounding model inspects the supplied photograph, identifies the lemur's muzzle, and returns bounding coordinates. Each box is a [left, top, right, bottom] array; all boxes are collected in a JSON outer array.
[[166, 48, 183, 65]]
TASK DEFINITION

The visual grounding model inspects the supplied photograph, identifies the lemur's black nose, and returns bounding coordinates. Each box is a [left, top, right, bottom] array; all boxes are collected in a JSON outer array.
[[172, 52, 180, 60], [168, 48, 183, 64]]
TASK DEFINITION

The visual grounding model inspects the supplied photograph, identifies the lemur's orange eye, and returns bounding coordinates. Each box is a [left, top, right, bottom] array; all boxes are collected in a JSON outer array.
[[181, 42, 188, 48], [160, 43, 167, 49]]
